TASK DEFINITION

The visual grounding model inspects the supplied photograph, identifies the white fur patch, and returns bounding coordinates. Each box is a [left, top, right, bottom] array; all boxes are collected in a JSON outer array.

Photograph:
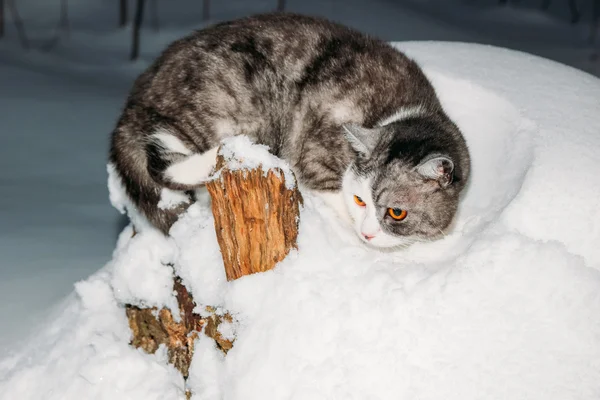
[[152, 129, 191, 155], [352, 175, 381, 236], [377, 105, 425, 127], [341, 168, 412, 248], [165, 147, 219, 186]]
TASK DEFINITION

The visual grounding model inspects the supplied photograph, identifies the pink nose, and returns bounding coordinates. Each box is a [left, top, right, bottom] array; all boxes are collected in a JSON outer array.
[[362, 233, 375, 241]]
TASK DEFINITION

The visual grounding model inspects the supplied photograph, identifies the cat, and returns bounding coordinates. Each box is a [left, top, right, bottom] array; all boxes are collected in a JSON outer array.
[[109, 12, 470, 248]]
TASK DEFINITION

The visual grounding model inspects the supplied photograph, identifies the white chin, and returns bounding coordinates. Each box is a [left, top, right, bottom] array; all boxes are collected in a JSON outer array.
[[358, 234, 412, 249]]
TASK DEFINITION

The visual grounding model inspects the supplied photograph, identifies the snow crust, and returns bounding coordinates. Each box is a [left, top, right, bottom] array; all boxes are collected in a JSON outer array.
[[2, 42, 600, 400]]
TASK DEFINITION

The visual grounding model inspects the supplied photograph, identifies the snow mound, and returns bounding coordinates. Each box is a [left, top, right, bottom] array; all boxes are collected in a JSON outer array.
[[392, 69, 535, 262], [399, 41, 600, 265], [1, 42, 600, 400], [0, 228, 186, 400]]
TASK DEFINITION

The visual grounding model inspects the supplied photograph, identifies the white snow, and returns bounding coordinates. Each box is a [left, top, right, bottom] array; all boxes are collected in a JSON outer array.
[[0, 260, 186, 400], [109, 226, 179, 317], [169, 198, 227, 308], [399, 42, 600, 264], [107, 162, 156, 233], [214, 136, 297, 190], [2, 0, 600, 398], [1, 0, 598, 353], [216, 320, 236, 342], [158, 188, 192, 211], [187, 335, 226, 400], [1, 41, 600, 399]]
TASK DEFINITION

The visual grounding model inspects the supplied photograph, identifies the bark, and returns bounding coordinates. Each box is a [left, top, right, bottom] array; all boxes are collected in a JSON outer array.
[[131, 0, 145, 61], [206, 151, 302, 281], [126, 278, 233, 378]]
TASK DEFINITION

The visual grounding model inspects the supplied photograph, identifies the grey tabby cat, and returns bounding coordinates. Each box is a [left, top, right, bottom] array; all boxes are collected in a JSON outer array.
[[110, 13, 470, 248]]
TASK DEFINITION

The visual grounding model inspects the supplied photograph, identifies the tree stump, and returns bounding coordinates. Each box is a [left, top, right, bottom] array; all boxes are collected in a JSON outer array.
[[206, 146, 303, 281], [125, 278, 233, 378], [125, 138, 302, 394]]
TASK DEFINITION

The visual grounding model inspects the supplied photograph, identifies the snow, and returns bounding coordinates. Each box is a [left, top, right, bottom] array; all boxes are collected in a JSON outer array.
[[0, 271, 186, 400], [399, 42, 600, 264], [216, 320, 236, 342], [2, 39, 600, 398], [1, 0, 598, 353], [215, 136, 297, 190], [169, 199, 227, 308], [158, 188, 191, 211], [109, 226, 179, 317], [187, 334, 226, 400], [2, 0, 600, 398]]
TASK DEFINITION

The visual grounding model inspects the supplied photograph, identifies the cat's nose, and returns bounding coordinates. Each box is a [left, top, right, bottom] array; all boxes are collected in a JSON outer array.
[[362, 233, 375, 241]]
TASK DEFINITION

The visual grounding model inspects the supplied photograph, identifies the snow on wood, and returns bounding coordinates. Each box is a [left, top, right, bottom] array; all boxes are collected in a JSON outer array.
[[126, 278, 233, 380], [206, 139, 302, 281], [126, 138, 300, 391]]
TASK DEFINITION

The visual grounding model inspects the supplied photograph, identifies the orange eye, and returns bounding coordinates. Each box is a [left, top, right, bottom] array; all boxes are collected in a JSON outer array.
[[354, 195, 366, 207], [388, 208, 407, 221]]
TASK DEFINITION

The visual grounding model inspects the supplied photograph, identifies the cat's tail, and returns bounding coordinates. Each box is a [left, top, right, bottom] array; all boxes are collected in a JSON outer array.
[[145, 128, 219, 191], [110, 123, 218, 235]]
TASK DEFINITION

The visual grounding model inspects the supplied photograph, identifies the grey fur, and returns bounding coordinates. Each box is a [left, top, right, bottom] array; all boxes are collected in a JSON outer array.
[[353, 115, 469, 239], [110, 12, 470, 235]]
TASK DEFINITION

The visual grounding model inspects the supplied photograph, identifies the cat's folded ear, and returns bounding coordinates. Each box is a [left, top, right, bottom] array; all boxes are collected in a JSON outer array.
[[416, 155, 454, 188], [342, 124, 380, 157]]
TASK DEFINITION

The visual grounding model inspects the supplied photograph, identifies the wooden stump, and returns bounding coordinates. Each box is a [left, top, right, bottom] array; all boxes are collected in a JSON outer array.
[[126, 278, 233, 378], [206, 148, 302, 281], [125, 142, 302, 393]]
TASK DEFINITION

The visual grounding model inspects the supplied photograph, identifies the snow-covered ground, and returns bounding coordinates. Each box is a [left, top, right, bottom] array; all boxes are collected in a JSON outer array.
[[2, 41, 600, 398], [0, 0, 599, 397]]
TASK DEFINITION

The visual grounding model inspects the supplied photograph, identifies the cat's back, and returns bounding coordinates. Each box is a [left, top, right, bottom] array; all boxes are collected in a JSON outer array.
[[130, 13, 433, 131], [140, 13, 418, 98], [164, 13, 392, 69]]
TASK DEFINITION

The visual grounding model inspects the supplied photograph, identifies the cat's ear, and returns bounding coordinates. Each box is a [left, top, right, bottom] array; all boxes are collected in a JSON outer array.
[[416, 155, 454, 188], [342, 124, 379, 157]]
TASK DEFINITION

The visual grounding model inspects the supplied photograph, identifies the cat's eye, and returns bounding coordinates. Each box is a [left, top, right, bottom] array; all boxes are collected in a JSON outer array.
[[354, 195, 366, 207], [388, 208, 408, 221]]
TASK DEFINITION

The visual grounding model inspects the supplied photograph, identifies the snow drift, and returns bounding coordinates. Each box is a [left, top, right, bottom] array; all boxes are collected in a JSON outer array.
[[1, 42, 599, 400]]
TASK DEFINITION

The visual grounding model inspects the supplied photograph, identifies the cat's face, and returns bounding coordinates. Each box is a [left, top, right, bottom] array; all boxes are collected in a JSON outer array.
[[340, 115, 468, 248], [342, 164, 458, 248]]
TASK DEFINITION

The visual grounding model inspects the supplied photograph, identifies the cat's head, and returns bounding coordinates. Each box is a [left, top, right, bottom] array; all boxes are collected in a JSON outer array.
[[341, 114, 469, 248]]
